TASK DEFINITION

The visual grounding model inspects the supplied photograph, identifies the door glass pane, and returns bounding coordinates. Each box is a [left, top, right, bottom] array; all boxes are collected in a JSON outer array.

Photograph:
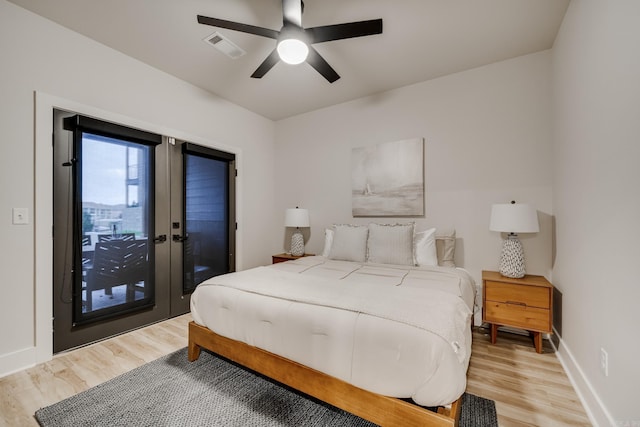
[[78, 133, 153, 323], [183, 153, 229, 293]]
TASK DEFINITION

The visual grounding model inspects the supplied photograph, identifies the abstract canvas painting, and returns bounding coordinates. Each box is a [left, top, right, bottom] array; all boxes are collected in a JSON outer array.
[[352, 138, 424, 217]]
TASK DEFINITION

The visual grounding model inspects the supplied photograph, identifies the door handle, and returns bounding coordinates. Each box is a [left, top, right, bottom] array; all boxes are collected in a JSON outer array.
[[153, 234, 167, 243], [172, 234, 189, 242]]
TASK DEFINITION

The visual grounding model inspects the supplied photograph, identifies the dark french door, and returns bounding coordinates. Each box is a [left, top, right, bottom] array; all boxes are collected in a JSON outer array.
[[52, 110, 235, 353], [171, 142, 236, 299]]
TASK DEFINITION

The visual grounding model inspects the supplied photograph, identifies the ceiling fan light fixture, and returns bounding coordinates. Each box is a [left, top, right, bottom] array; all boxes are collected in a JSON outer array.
[[277, 38, 308, 65]]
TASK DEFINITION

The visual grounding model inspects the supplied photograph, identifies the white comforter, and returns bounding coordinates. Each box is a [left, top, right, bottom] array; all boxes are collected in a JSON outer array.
[[191, 256, 475, 406]]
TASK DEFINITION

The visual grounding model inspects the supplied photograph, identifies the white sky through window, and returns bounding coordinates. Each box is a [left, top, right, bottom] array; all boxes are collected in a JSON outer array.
[[82, 134, 127, 206]]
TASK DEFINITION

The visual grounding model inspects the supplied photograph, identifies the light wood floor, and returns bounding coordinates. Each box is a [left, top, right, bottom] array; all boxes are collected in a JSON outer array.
[[0, 315, 591, 426], [467, 328, 591, 426]]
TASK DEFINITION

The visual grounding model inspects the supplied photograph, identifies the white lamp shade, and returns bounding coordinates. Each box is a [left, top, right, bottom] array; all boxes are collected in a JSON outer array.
[[285, 208, 309, 228], [490, 203, 539, 234]]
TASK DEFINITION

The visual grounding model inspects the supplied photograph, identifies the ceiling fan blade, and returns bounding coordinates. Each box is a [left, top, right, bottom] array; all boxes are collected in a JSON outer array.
[[197, 15, 279, 39], [306, 46, 340, 83], [306, 19, 383, 44], [250, 49, 280, 79], [282, 0, 302, 27]]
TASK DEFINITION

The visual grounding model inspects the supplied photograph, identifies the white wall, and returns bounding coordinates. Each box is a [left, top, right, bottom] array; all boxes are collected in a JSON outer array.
[[552, 1, 640, 425], [0, 0, 278, 377], [275, 51, 554, 297]]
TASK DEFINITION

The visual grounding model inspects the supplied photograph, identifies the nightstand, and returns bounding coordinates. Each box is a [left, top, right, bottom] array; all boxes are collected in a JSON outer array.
[[482, 270, 553, 353], [272, 253, 315, 264]]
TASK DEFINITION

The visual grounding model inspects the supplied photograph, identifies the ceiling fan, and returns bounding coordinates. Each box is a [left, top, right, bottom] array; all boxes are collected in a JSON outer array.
[[197, 0, 383, 83]]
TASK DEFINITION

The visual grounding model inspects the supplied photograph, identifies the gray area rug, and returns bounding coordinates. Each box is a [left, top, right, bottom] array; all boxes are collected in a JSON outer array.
[[35, 348, 497, 426]]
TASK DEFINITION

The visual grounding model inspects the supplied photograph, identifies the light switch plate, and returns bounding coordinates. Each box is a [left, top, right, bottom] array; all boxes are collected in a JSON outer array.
[[12, 208, 29, 225]]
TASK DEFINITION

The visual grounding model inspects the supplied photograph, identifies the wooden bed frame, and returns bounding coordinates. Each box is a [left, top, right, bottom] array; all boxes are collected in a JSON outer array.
[[188, 321, 461, 427]]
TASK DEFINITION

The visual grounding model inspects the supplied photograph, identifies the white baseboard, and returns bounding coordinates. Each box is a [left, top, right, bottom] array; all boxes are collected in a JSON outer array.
[[0, 346, 36, 379], [551, 327, 615, 427]]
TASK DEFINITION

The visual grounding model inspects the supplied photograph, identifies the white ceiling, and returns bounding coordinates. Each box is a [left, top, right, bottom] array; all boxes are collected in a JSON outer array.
[[9, 0, 570, 120]]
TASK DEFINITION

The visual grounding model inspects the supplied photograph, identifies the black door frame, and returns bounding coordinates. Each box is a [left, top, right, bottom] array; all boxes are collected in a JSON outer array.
[[51, 110, 236, 353]]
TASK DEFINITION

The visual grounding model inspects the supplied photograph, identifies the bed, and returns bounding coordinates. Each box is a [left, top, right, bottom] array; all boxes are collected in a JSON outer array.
[[188, 224, 475, 426]]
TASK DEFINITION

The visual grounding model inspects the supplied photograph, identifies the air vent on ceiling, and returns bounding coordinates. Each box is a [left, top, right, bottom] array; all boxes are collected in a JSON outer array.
[[203, 32, 246, 59]]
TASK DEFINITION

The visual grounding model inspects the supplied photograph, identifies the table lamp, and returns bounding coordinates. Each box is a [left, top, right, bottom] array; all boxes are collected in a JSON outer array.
[[489, 201, 539, 278], [285, 207, 309, 256]]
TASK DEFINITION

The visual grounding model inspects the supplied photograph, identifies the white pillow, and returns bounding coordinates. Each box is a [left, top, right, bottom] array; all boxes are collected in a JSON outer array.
[[321, 228, 334, 257], [414, 228, 438, 266], [435, 228, 456, 267], [367, 223, 415, 266], [328, 224, 368, 262]]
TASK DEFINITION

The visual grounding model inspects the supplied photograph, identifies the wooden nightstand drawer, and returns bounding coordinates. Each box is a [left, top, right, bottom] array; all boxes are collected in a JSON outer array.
[[485, 281, 550, 309], [484, 301, 551, 332]]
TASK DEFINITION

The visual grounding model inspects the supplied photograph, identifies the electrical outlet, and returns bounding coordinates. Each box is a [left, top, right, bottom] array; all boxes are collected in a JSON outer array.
[[600, 347, 609, 377]]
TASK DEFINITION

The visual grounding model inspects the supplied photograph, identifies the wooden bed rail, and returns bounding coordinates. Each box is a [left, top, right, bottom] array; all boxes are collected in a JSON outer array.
[[188, 321, 460, 427]]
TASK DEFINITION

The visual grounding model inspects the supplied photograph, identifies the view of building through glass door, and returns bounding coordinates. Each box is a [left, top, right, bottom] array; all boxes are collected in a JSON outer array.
[[78, 133, 154, 320], [52, 110, 235, 353]]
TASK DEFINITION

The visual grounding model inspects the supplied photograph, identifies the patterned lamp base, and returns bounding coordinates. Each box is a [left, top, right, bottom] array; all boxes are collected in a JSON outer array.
[[499, 235, 526, 278], [290, 229, 305, 256]]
